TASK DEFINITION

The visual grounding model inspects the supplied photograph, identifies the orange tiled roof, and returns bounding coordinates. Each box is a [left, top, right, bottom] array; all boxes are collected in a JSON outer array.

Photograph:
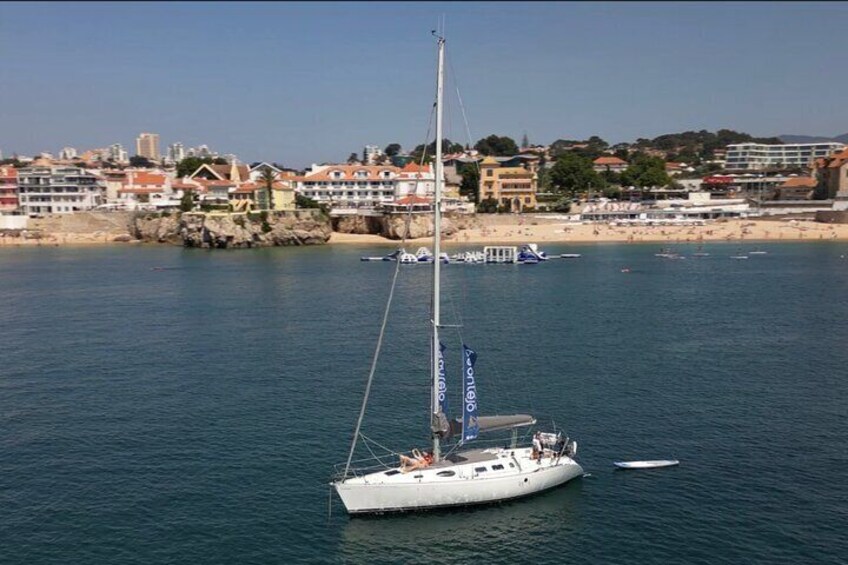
[[780, 177, 817, 188], [395, 195, 432, 205], [593, 156, 627, 165], [296, 164, 400, 183], [401, 162, 431, 173], [125, 171, 167, 186]]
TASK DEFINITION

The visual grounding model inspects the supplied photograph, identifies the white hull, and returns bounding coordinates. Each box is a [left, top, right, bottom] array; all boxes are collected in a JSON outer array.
[[334, 447, 583, 514]]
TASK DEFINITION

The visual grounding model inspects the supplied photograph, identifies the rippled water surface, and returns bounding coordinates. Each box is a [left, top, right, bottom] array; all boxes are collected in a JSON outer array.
[[1, 242, 846, 564]]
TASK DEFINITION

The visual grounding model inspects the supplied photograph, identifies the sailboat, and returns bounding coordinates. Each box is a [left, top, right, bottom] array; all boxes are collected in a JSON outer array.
[[331, 34, 583, 515]]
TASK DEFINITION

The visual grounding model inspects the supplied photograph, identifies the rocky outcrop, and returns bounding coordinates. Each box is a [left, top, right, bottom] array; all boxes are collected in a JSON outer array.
[[132, 210, 332, 248], [380, 213, 455, 240], [332, 211, 476, 240], [131, 213, 183, 244], [332, 214, 383, 235], [816, 211, 848, 224]]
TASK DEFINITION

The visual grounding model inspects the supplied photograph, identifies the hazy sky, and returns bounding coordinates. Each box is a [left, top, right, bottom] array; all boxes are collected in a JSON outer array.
[[2, 1, 846, 168]]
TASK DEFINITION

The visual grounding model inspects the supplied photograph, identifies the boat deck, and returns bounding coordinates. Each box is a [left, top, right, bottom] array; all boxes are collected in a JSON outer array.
[[432, 448, 504, 468]]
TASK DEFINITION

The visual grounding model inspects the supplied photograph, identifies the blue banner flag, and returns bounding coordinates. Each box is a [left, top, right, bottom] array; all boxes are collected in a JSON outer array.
[[437, 342, 449, 415], [462, 345, 479, 442]]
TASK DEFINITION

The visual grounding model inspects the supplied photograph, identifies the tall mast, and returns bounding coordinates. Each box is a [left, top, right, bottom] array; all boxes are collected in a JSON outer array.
[[431, 34, 445, 462]]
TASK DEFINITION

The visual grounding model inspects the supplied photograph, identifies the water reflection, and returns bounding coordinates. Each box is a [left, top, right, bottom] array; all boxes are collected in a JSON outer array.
[[337, 480, 585, 562]]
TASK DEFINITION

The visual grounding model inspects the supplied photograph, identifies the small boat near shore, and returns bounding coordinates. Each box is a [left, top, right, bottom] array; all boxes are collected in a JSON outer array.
[[560, 253, 582, 259], [614, 460, 679, 470]]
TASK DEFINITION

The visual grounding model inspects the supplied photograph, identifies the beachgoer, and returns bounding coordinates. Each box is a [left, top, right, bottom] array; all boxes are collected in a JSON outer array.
[[532, 432, 543, 463], [399, 449, 433, 473]]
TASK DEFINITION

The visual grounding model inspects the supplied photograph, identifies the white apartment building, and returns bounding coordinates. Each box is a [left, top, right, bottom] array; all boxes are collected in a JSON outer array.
[[109, 143, 128, 164], [168, 142, 185, 163], [363, 145, 384, 165], [59, 147, 77, 160], [725, 142, 845, 171], [17, 166, 104, 214], [296, 164, 398, 207], [395, 163, 435, 198], [294, 163, 442, 208]]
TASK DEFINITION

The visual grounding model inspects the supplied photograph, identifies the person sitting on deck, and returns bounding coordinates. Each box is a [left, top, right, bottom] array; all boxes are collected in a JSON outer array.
[[532, 432, 543, 462], [399, 449, 434, 473]]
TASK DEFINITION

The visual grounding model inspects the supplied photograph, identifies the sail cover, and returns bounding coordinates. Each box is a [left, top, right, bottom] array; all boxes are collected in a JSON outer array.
[[462, 345, 479, 442], [449, 414, 536, 437]]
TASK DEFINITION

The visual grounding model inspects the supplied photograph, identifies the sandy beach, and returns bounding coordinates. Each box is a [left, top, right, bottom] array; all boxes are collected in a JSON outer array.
[[3, 216, 848, 248], [329, 216, 848, 247]]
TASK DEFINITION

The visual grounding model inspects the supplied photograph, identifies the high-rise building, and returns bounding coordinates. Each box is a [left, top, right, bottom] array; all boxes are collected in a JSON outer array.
[[59, 147, 77, 160], [109, 143, 128, 164], [135, 133, 161, 161], [168, 142, 185, 163], [363, 145, 383, 165]]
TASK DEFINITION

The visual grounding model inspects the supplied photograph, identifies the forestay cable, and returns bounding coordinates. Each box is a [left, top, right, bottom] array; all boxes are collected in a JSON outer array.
[[341, 105, 437, 479]]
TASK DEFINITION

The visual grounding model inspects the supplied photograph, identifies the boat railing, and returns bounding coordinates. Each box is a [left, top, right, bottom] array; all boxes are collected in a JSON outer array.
[[331, 436, 535, 482]]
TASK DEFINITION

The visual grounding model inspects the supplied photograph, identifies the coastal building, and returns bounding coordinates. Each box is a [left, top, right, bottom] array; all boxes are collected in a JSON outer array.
[[59, 147, 77, 160], [478, 156, 538, 212], [813, 148, 848, 205], [189, 162, 250, 183], [294, 164, 400, 208], [116, 171, 173, 209], [395, 163, 435, 199], [363, 145, 383, 165], [168, 142, 185, 163], [17, 166, 104, 214], [0, 166, 18, 212], [592, 156, 629, 173], [135, 133, 161, 161], [725, 142, 845, 171], [233, 180, 295, 211], [109, 143, 129, 164], [774, 177, 816, 200]]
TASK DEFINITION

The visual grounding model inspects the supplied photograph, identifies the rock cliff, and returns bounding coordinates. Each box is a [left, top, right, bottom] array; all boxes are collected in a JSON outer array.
[[333, 212, 476, 240], [132, 210, 332, 248]]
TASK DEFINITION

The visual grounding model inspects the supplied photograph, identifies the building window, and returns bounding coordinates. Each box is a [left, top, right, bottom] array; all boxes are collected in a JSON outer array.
[[486, 170, 493, 177]]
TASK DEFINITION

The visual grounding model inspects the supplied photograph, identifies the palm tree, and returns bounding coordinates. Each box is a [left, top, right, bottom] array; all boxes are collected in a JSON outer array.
[[259, 167, 276, 211]]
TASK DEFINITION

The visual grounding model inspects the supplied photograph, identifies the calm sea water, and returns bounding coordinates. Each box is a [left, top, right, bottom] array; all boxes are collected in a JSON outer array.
[[1, 241, 846, 564]]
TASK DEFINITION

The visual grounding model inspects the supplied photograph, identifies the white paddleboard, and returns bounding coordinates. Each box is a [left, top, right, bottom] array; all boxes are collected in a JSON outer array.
[[614, 460, 679, 469]]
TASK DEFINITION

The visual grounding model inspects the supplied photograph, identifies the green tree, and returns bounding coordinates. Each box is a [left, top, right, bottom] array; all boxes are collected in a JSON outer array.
[[295, 194, 329, 216], [537, 167, 552, 192], [521, 133, 529, 149], [213, 157, 228, 165], [476, 197, 499, 213], [410, 139, 464, 163], [259, 167, 276, 211], [384, 143, 402, 157], [620, 155, 671, 188], [176, 156, 213, 178], [474, 135, 519, 156], [548, 153, 604, 196], [180, 190, 195, 212], [129, 155, 153, 168], [457, 162, 480, 203], [347, 152, 359, 164]]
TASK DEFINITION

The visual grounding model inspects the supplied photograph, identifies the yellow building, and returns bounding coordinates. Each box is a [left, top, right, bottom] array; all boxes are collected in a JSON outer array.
[[478, 156, 538, 211]]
